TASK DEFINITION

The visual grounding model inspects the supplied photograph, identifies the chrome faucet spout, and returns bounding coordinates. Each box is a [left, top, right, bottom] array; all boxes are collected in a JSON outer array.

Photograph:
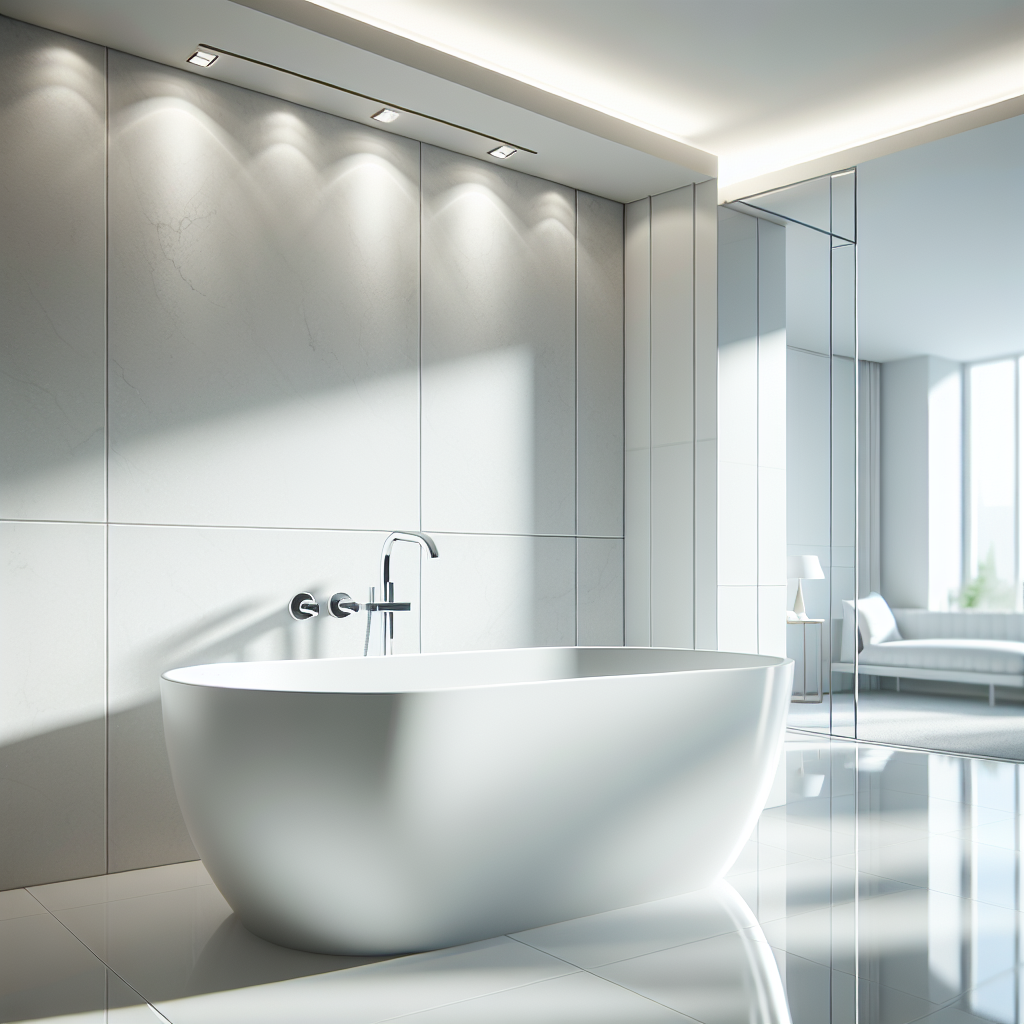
[[376, 531, 440, 655]]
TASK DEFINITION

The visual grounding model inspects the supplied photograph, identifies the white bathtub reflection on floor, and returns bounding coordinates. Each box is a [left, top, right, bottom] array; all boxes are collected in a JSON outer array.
[[161, 646, 792, 955]]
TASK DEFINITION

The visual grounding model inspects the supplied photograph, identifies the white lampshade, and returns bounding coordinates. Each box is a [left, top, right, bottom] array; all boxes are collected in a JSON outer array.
[[787, 555, 824, 580]]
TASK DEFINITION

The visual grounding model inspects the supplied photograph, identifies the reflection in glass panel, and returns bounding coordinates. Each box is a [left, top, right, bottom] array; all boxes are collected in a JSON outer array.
[[967, 359, 1017, 608], [731, 170, 859, 739], [830, 170, 856, 243], [738, 174, 832, 234]]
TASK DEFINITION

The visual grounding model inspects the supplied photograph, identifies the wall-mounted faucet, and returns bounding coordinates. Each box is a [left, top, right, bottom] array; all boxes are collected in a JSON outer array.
[[371, 531, 440, 656], [286, 531, 439, 656]]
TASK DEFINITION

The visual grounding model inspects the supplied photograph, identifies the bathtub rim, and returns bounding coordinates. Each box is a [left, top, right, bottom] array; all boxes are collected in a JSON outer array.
[[161, 645, 792, 697]]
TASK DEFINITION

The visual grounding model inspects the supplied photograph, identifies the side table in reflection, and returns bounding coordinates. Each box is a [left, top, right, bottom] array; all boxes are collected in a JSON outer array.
[[787, 617, 824, 703]]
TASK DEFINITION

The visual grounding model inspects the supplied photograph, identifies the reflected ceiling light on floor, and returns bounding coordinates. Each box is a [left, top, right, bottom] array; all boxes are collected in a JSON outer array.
[[371, 108, 401, 123], [187, 49, 219, 68], [488, 144, 517, 160]]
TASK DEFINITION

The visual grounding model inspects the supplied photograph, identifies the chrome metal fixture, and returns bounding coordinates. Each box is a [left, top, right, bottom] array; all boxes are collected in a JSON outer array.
[[371, 531, 439, 656], [288, 592, 319, 620], [187, 49, 218, 68], [328, 592, 360, 618], [488, 144, 517, 160], [186, 44, 535, 157]]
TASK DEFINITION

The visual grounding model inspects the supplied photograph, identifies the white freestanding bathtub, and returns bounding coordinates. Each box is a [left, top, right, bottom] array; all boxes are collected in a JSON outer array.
[[161, 647, 792, 955]]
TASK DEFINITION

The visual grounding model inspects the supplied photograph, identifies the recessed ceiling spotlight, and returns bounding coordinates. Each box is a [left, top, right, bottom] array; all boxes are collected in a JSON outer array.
[[187, 49, 218, 68], [488, 145, 517, 160], [371, 108, 401, 123]]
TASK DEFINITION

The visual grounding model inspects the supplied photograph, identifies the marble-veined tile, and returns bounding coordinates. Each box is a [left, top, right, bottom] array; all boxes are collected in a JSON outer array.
[[421, 145, 575, 537], [0, 16, 106, 523], [107, 52, 420, 530]]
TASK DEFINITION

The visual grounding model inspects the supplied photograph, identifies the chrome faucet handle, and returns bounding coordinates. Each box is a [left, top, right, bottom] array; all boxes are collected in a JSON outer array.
[[328, 593, 361, 618], [289, 593, 319, 620]]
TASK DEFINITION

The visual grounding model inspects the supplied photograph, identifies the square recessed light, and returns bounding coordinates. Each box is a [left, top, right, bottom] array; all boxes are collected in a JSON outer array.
[[488, 145, 517, 160], [372, 108, 401, 124], [187, 49, 218, 68]]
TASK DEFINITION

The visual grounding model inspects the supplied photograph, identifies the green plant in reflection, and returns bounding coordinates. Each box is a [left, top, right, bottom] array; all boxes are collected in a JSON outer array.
[[958, 546, 1015, 609]]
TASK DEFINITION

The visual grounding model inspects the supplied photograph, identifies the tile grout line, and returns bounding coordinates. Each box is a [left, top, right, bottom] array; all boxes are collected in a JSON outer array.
[[418, 141, 423, 653], [505, 934, 699, 1019], [23, 887, 169, 1021], [0, 518, 622, 541], [574, 188, 579, 648], [103, 42, 111, 879]]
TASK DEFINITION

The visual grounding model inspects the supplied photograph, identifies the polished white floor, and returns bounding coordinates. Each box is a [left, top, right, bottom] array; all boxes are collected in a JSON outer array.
[[789, 690, 1024, 760], [6, 734, 1024, 1023]]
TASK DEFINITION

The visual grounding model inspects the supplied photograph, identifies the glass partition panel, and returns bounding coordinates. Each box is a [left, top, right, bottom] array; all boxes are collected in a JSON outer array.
[[831, 241, 857, 737], [733, 170, 858, 738]]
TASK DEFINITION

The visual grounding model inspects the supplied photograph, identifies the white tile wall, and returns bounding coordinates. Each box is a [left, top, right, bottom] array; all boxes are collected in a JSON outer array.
[[577, 538, 625, 646], [107, 52, 421, 532], [106, 524, 421, 870], [577, 192, 625, 539], [623, 200, 651, 454], [650, 189, 694, 448], [624, 187, 717, 651], [718, 587, 759, 654], [0, 523, 107, 887], [717, 209, 787, 655], [624, 448, 651, 645], [421, 145, 576, 537], [0, 20, 106, 523], [624, 200, 652, 646], [651, 443, 694, 648], [420, 534, 576, 653], [1, 19, 625, 887]]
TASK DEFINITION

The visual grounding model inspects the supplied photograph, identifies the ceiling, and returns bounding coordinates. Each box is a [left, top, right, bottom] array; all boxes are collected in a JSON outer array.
[[1, 0, 1021, 203], [0, 0, 714, 203], [313, 0, 1024, 189]]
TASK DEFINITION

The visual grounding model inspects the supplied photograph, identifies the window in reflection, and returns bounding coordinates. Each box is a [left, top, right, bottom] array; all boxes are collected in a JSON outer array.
[[965, 358, 1019, 609]]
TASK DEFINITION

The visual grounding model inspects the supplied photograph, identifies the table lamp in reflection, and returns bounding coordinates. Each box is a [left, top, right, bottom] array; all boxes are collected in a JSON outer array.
[[787, 555, 824, 621]]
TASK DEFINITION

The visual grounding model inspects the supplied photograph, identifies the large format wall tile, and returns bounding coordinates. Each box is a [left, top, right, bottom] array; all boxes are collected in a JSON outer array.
[[107, 52, 420, 531], [650, 187, 694, 449], [624, 448, 651, 646], [420, 533, 575, 652], [651, 442, 693, 648], [578, 538, 624, 646], [107, 524, 421, 872], [421, 145, 577, 536], [624, 199, 651, 454], [577, 192, 624, 539], [0, 523, 106, 888], [0, 18, 106, 522]]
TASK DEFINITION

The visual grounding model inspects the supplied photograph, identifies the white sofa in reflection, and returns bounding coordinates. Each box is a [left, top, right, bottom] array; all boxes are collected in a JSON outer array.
[[832, 593, 1024, 706]]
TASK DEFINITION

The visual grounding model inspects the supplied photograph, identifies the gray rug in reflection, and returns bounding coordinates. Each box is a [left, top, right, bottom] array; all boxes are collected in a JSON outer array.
[[852, 691, 1024, 760]]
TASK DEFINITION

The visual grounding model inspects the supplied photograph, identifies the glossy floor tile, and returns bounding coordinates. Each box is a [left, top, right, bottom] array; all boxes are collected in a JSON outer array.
[[9, 734, 1024, 1023]]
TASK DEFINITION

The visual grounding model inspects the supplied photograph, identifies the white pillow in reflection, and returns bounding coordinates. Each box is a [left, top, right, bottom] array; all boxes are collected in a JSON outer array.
[[858, 592, 902, 646]]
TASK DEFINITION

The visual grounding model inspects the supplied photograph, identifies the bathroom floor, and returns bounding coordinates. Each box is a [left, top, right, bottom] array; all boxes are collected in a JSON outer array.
[[4, 734, 1024, 1024]]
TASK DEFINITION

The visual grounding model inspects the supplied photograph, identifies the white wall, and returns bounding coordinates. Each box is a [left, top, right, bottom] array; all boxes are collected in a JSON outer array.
[[0, 17, 625, 888], [623, 182, 717, 649], [716, 209, 787, 657], [881, 355, 963, 609]]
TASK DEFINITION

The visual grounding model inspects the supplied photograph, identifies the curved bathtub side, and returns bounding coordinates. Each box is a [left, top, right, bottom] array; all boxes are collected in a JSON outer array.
[[161, 655, 792, 955]]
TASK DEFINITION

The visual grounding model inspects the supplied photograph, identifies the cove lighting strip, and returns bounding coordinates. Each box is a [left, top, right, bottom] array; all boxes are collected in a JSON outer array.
[[188, 43, 536, 157]]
